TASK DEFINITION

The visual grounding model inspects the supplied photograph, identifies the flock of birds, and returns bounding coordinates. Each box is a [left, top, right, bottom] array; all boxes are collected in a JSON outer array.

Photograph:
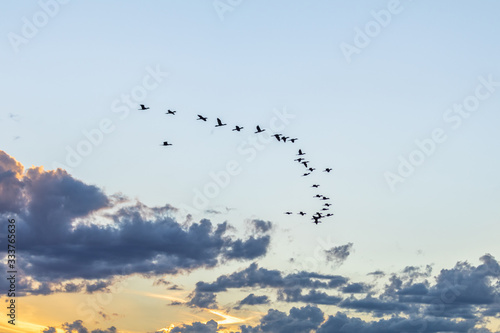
[[139, 104, 334, 225]]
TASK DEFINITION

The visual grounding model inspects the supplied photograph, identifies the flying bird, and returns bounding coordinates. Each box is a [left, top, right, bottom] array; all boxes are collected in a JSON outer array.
[[302, 161, 310, 168], [324, 203, 332, 207], [298, 211, 306, 216], [161, 141, 172, 146], [166, 109, 176, 115], [215, 118, 227, 127], [324, 168, 332, 173], [321, 197, 330, 200], [139, 104, 149, 110], [297, 149, 306, 156], [302, 173, 311, 176], [290, 138, 298, 143], [232, 126, 244, 132], [255, 125, 265, 133], [284, 212, 293, 215], [294, 158, 305, 162], [314, 194, 322, 198], [308, 168, 316, 172], [197, 115, 208, 121], [273, 134, 282, 141], [312, 184, 320, 188], [281, 136, 289, 142]]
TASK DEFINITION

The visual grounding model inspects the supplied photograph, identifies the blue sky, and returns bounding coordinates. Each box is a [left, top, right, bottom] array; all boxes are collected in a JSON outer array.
[[1, 1, 500, 332]]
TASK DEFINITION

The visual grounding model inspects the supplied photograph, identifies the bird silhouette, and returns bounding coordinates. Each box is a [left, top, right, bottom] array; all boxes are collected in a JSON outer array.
[[166, 109, 176, 115], [290, 138, 298, 143], [298, 211, 306, 216], [273, 134, 282, 141], [139, 104, 149, 110], [314, 194, 322, 198], [161, 141, 172, 146], [308, 168, 315, 172], [297, 149, 306, 156], [324, 203, 332, 207], [255, 125, 265, 133], [281, 136, 289, 142], [312, 184, 320, 188], [215, 118, 227, 127], [232, 126, 244, 132], [321, 196, 330, 200], [302, 161, 309, 168], [197, 115, 208, 121], [302, 173, 311, 176], [324, 168, 332, 173], [284, 211, 293, 215], [295, 158, 305, 162]]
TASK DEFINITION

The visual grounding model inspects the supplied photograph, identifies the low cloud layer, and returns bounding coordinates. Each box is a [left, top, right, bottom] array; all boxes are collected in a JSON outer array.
[[0, 151, 271, 295]]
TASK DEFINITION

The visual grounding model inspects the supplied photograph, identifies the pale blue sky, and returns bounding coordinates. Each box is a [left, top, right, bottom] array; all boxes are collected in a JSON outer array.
[[2, 0, 500, 269], [1, 1, 500, 331]]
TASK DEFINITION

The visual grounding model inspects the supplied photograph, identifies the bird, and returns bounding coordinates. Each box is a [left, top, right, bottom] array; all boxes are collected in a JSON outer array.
[[161, 141, 172, 146], [326, 213, 334, 217], [302, 161, 310, 168], [314, 212, 323, 218], [197, 115, 208, 121], [322, 208, 329, 211], [284, 212, 293, 215], [297, 149, 306, 156], [290, 138, 298, 143], [321, 196, 330, 201], [312, 184, 320, 188], [312, 219, 322, 225], [324, 168, 332, 173], [255, 125, 265, 133], [298, 211, 306, 216], [139, 104, 149, 110], [295, 158, 305, 162], [302, 173, 311, 176], [273, 134, 282, 141], [314, 194, 322, 198], [232, 126, 244, 132], [308, 168, 316, 172], [281, 136, 289, 142], [166, 109, 176, 115], [215, 118, 227, 127], [324, 203, 332, 207]]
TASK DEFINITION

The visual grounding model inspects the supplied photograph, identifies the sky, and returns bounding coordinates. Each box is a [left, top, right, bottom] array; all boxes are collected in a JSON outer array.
[[1, 0, 500, 332]]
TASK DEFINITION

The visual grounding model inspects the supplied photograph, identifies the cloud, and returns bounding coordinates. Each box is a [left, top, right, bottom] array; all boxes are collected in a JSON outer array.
[[167, 320, 218, 333], [194, 263, 348, 294], [0, 151, 271, 295], [278, 288, 342, 305], [324, 242, 353, 265], [46, 320, 117, 333], [187, 291, 218, 309], [241, 305, 324, 333], [316, 311, 477, 333], [234, 293, 270, 309]]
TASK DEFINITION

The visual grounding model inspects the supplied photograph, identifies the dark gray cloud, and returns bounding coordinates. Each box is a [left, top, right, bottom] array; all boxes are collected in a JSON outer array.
[[0, 151, 270, 295], [51, 320, 117, 333], [235, 293, 270, 309], [167, 320, 218, 333], [278, 288, 342, 305], [241, 305, 324, 333], [324, 242, 353, 265], [316, 311, 477, 333], [195, 263, 348, 293], [187, 291, 218, 309], [251, 219, 273, 233], [341, 282, 372, 294]]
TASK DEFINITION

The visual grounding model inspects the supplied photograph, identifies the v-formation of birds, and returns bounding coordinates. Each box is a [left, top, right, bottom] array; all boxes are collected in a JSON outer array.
[[139, 104, 334, 225]]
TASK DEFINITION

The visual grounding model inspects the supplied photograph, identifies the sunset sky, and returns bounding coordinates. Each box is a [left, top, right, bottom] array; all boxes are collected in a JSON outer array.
[[1, 1, 500, 332]]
